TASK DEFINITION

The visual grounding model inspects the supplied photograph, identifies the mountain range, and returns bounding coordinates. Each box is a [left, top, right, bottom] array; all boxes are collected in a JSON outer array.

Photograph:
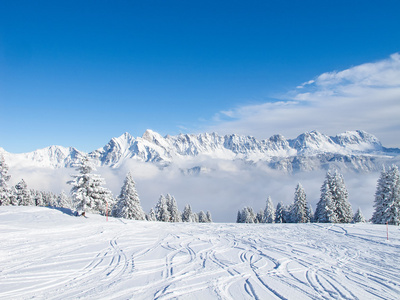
[[1, 130, 400, 173]]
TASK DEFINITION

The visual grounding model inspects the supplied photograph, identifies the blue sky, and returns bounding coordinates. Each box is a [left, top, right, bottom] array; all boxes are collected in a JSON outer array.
[[1, 0, 400, 152]]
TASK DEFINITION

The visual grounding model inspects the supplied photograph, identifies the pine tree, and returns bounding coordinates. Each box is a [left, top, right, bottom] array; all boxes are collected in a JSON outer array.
[[8, 186, 18, 206], [0, 154, 11, 206], [42, 191, 57, 207], [236, 210, 243, 223], [68, 156, 114, 215], [57, 190, 73, 209], [372, 165, 400, 225], [15, 179, 33, 206], [155, 195, 170, 222], [31, 190, 44, 206], [193, 212, 199, 223], [263, 196, 275, 223], [275, 202, 285, 223], [113, 173, 146, 220], [291, 183, 309, 223], [315, 171, 352, 223], [166, 194, 181, 222], [147, 208, 157, 221], [206, 211, 213, 223], [240, 207, 256, 223], [330, 171, 353, 223], [256, 210, 264, 223], [372, 166, 388, 224], [49, 192, 59, 207], [315, 179, 337, 223], [198, 211, 207, 223], [283, 204, 293, 223], [182, 204, 195, 222], [353, 207, 366, 223], [383, 166, 400, 225], [307, 203, 314, 223]]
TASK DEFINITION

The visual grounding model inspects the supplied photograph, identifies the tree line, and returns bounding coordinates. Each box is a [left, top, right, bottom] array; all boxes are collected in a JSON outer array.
[[0, 155, 212, 223], [237, 166, 400, 225], [1, 154, 399, 225]]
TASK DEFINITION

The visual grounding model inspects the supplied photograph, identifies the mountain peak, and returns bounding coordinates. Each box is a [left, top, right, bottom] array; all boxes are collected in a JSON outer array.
[[113, 132, 133, 141], [142, 129, 163, 141], [141, 129, 170, 150], [107, 132, 135, 150], [122, 132, 133, 138], [333, 130, 382, 151], [289, 131, 337, 154]]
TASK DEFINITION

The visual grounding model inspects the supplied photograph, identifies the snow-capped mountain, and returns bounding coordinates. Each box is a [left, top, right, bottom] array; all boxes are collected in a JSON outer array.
[[0, 145, 83, 169], [1, 130, 399, 173]]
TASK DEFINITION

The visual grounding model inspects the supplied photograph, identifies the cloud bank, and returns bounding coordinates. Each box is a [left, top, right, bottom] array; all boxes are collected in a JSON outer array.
[[209, 53, 400, 147], [8, 158, 379, 223]]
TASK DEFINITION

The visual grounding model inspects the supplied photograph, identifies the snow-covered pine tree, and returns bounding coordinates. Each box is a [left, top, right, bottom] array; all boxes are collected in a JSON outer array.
[[283, 204, 293, 223], [372, 166, 388, 224], [248, 207, 256, 223], [193, 212, 199, 223], [206, 211, 213, 223], [256, 210, 264, 223], [146, 208, 157, 221], [57, 190, 73, 209], [275, 202, 285, 223], [307, 203, 314, 223], [68, 156, 114, 215], [50, 192, 59, 207], [0, 154, 11, 206], [8, 186, 18, 206], [291, 183, 309, 223], [263, 196, 275, 223], [382, 165, 399, 225], [113, 173, 146, 220], [198, 210, 207, 223], [166, 194, 181, 222], [315, 171, 353, 223], [155, 195, 170, 222], [15, 179, 33, 206], [46, 191, 56, 207], [42, 191, 56, 207], [240, 207, 256, 223], [56, 190, 66, 208], [31, 190, 44, 206], [353, 207, 366, 223], [236, 210, 243, 223], [315, 179, 338, 223], [371, 165, 400, 225], [182, 204, 195, 222], [329, 171, 353, 223]]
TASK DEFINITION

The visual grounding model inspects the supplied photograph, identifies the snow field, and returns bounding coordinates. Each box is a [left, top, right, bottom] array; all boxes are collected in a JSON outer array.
[[0, 206, 399, 299]]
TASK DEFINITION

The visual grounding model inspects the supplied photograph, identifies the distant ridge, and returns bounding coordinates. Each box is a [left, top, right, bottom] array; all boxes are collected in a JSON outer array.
[[1, 130, 399, 173]]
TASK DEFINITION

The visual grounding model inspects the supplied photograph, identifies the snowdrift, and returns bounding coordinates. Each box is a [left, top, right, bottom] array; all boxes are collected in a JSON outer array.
[[1, 206, 399, 299]]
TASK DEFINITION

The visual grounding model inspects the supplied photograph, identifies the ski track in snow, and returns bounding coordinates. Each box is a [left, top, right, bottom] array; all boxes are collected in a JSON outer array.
[[0, 207, 399, 300]]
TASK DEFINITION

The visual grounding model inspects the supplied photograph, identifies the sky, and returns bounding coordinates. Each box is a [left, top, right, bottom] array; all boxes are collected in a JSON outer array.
[[1, 0, 400, 153]]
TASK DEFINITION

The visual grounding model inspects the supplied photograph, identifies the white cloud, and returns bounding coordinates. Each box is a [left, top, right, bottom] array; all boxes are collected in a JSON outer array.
[[207, 53, 400, 147], [310, 53, 400, 89]]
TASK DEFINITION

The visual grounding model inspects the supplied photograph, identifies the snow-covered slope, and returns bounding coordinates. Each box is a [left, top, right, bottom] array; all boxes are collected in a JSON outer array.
[[1, 130, 398, 173], [1, 206, 399, 299]]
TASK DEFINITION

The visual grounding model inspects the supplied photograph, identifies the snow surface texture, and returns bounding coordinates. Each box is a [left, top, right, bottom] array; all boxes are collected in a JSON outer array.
[[1, 206, 399, 300]]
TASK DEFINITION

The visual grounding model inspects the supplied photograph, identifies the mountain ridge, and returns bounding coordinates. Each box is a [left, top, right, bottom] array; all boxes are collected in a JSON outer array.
[[1, 130, 398, 173]]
